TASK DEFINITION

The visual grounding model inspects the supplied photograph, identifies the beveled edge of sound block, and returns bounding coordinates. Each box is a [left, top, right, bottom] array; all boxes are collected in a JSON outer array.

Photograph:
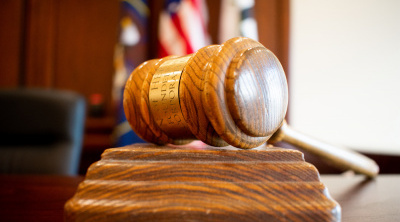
[[100, 143, 305, 162], [65, 143, 341, 222]]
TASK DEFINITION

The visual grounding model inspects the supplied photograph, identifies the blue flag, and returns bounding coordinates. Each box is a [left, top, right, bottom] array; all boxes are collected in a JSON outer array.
[[112, 0, 149, 146]]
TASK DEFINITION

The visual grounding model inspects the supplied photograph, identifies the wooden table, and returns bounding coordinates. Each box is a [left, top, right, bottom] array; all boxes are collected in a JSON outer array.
[[0, 175, 83, 222], [0, 174, 399, 221], [321, 175, 400, 221]]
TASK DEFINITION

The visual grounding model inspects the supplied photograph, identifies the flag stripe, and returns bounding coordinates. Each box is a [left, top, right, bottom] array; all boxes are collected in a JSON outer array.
[[158, 0, 210, 57], [170, 14, 194, 54]]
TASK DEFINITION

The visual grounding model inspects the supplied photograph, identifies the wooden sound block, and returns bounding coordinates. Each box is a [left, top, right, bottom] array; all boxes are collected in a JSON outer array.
[[65, 144, 341, 221]]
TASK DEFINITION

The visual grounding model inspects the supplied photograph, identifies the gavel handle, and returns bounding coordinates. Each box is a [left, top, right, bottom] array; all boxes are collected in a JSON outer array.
[[271, 122, 379, 178]]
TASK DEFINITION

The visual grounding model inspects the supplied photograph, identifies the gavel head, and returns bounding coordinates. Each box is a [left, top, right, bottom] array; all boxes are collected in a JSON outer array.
[[123, 37, 288, 149]]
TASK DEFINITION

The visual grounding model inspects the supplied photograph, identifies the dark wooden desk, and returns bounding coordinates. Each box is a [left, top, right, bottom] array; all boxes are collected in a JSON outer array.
[[321, 175, 400, 222], [0, 174, 399, 221], [0, 175, 83, 222]]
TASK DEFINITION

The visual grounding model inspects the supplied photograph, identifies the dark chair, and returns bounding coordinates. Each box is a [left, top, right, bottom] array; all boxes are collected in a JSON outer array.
[[0, 88, 85, 175]]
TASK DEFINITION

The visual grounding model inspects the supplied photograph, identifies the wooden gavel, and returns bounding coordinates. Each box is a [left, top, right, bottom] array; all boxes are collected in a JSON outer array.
[[123, 37, 379, 178]]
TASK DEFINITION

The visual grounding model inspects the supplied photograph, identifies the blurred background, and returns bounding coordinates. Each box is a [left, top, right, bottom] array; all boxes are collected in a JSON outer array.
[[0, 0, 398, 175]]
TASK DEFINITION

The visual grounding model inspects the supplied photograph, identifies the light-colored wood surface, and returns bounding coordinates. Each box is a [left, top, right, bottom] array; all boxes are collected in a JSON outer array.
[[322, 175, 400, 222], [64, 144, 340, 221], [269, 121, 379, 178]]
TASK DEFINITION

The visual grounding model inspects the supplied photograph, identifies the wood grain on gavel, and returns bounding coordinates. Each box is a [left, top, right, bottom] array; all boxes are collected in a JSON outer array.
[[123, 37, 379, 177]]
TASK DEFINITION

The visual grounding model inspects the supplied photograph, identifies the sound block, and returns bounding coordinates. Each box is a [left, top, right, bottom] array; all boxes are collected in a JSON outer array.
[[65, 144, 340, 221]]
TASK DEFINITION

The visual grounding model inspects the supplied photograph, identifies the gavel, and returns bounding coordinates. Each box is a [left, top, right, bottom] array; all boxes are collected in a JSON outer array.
[[123, 37, 379, 178]]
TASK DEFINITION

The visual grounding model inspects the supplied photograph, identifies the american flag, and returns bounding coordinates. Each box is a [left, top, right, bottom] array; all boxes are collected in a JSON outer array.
[[158, 0, 211, 57]]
